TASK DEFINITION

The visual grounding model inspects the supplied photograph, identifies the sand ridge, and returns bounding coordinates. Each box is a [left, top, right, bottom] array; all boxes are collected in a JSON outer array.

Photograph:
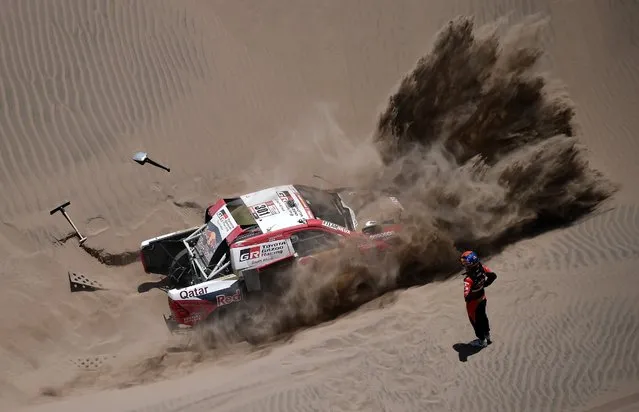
[[0, 1, 638, 411]]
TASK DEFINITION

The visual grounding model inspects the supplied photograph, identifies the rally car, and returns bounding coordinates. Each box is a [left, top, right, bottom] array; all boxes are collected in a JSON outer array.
[[138, 184, 406, 333]]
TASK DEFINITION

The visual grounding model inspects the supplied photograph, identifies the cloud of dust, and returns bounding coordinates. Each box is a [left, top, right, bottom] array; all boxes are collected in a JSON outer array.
[[370, 15, 617, 254], [192, 15, 618, 348], [231, 101, 382, 194]]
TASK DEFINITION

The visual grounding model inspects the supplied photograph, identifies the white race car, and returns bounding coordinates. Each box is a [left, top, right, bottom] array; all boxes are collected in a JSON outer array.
[[138, 184, 406, 333]]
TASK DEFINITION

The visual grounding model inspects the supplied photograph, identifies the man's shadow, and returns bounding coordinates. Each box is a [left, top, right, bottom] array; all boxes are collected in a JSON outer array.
[[452, 342, 485, 362]]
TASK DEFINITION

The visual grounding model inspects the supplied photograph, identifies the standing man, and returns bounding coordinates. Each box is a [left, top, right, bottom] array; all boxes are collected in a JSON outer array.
[[460, 250, 497, 348]]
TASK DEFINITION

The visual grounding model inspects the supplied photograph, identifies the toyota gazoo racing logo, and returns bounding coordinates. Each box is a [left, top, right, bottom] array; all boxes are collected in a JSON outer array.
[[238, 240, 289, 264], [259, 241, 287, 258], [239, 246, 261, 262]]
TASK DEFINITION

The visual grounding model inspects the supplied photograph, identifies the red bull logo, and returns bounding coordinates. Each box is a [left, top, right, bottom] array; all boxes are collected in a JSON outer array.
[[206, 230, 217, 246]]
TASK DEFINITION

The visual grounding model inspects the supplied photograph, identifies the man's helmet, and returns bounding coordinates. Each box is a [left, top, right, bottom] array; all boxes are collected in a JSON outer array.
[[460, 250, 480, 268], [461, 250, 485, 279], [362, 220, 382, 235]]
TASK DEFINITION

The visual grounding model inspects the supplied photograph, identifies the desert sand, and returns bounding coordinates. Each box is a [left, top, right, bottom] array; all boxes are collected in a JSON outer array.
[[1, 0, 638, 411]]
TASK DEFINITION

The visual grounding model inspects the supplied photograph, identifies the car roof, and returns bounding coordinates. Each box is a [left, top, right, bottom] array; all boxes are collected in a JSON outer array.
[[239, 184, 315, 234]]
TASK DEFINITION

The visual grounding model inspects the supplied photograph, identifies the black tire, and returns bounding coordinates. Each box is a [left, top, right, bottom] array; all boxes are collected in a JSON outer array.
[[168, 249, 195, 289]]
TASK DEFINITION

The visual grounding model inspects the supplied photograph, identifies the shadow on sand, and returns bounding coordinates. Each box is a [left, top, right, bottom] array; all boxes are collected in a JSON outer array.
[[452, 342, 485, 362], [137, 277, 172, 293]]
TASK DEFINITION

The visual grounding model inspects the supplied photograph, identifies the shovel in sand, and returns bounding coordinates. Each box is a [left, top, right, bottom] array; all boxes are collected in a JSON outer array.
[[50, 201, 87, 245], [132, 151, 170, 172]]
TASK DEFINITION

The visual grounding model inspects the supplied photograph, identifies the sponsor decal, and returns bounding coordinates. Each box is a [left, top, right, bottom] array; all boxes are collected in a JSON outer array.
[[277, 190, 294, 204], [206, 230, 217, 247], [276, 190, 304, 218], [239, 241, 289, 262], [321, 220, 351, 234], [232, 239, 294, 269], [214, 206, 236, 234], [260, 240, 288, 256], [239, 246, 261, 262], [184, 313, 203, 323], [195, 220, 223, 263], [216, 289, 242, 307], [250, 200, 279, 219], [369, 231, 396, 240], [179, 286, 210, 299]]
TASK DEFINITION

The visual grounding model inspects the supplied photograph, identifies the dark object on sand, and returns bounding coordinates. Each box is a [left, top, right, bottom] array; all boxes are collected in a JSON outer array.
[[50, 201, 87, 245], [132, 151, 171, 172]]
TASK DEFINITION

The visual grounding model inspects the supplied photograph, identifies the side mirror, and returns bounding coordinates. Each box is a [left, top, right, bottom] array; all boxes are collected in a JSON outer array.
[[242, 269, 261, 292]]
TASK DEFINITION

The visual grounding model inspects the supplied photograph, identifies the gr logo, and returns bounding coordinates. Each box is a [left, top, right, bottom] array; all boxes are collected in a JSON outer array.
[[239, 246, 261, 262]]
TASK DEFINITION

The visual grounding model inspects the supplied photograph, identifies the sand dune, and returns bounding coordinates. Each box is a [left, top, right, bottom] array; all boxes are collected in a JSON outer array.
[[1, 0, 638, 411]]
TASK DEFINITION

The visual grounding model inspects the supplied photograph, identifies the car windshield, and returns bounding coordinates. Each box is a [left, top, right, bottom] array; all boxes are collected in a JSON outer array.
[[226, 199, 258, 228], [295, 185, 352, 229]]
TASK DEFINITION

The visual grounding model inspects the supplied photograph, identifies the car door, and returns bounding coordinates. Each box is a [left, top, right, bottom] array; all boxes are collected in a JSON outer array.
[[254, 228, 344, 293]]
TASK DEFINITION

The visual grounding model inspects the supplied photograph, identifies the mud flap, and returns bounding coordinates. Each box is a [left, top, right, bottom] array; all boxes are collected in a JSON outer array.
[[68, 272, 106, 292]]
